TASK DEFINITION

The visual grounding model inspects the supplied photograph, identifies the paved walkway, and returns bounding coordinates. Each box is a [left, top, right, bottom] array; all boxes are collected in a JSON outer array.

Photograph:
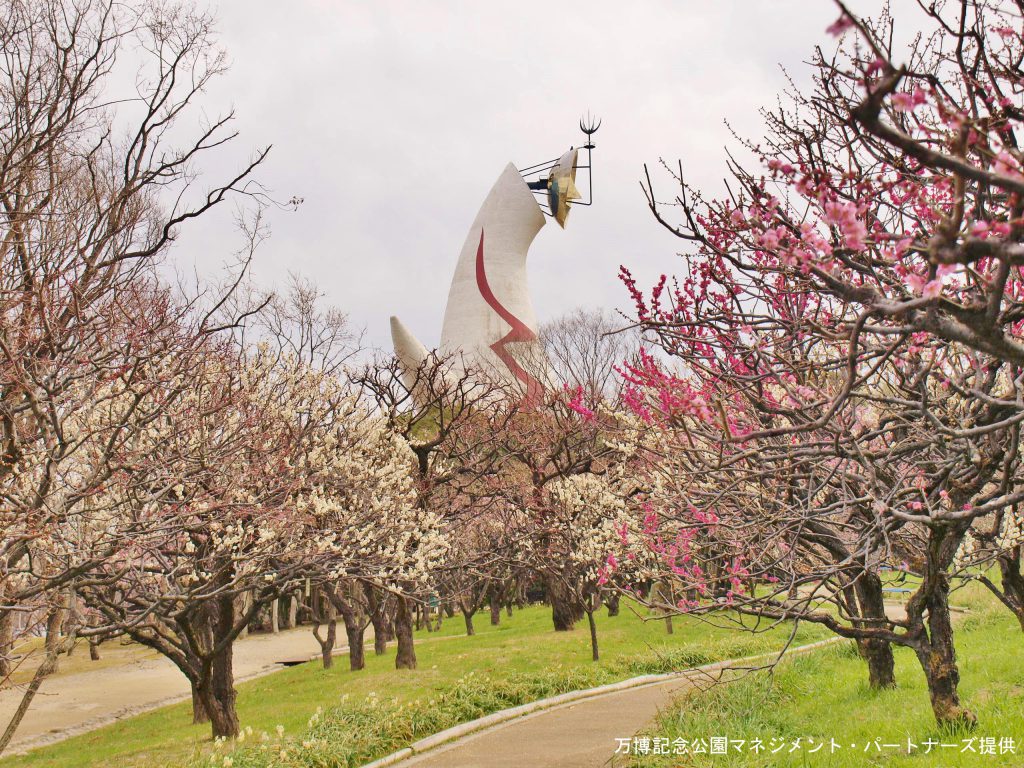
[[392, 606, 914, 768], [394, 673, 700, 768], [0, 627, 342, 754]]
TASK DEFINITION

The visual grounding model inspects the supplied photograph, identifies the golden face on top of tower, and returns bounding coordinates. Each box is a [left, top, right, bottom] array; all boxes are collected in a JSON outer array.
[[546, 148, 581, 228]]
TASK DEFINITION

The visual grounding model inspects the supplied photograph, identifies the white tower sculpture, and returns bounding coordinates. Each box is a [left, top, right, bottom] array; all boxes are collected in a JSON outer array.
[[390, 121, 597, 405]]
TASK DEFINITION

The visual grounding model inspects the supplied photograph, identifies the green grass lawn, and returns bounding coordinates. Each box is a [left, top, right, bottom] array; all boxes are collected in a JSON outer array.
[[629, 583, 1024, 767], [1, 604, 827, 768]]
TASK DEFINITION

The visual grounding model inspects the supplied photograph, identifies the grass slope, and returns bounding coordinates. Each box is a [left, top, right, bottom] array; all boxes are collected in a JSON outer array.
[[630, 586, 1023, 767], [2, 604, 825, 768]]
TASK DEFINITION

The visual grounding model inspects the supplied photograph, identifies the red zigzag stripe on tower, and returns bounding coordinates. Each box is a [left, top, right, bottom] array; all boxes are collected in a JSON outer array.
[[473, 229, 545, 407]]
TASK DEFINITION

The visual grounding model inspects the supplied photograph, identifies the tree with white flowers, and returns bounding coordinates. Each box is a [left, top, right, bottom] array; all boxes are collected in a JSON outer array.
[[353, 352, 516, 667], [0, 0, 271, 749], [79, 344, 315, 738], [545, 470, 654, 660], [294, 394, 449, 671]]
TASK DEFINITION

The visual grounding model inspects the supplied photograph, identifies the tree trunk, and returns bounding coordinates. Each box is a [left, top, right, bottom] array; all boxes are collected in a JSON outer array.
[[312, 586, 338, 670], [286, 592, 298, 629], [505, 601, 513, 617], [373, 622, 388, 655], [270, 598, 280, 634], [860, 637, 896, 690], [89, 639, 100, 661], [199, 657, 240, 740], [313, 619, 337, 670], [394, 595, 417, 670], [547, 575, 582, 631], [489, 591, 501, 626], [191, 682, 209, 724], [365, 584, 389, 655], [917, 635, 973, 726], [462, 609, 475, 636], [605, 592, 620, 617], [997, 550, 1024, 632], [854, 571, 896, 689], [586, 608, 599, 661], [914, 573, 975, 726], [0, 611, 14, 679], [236, 591, 250, 640], [196, 593, 241, 739], [62, 589, 82, 648], [332, 591, 366, 672], [346, 620, 365, 671]]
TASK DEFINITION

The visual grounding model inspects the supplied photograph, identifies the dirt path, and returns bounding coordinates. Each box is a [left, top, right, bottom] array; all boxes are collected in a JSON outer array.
[[0, 627, 340, 755]]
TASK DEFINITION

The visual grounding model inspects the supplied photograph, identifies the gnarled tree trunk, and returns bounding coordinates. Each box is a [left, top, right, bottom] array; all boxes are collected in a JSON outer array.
[[197, 650, 240, 739], [346, 619, 365, 671], [915, 575, 974, 726], [332, 587, 367, 672], [860, 635, 896, 690], [904, 527, 975, 729], [195, 594, 241, 739]]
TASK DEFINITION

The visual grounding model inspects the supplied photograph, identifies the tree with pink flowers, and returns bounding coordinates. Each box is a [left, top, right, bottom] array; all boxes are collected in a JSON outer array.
[[616, 0, 1024, 726]]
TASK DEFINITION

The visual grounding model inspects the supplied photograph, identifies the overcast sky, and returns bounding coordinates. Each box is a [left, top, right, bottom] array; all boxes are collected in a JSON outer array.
[[171, 1, 919, 353]]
